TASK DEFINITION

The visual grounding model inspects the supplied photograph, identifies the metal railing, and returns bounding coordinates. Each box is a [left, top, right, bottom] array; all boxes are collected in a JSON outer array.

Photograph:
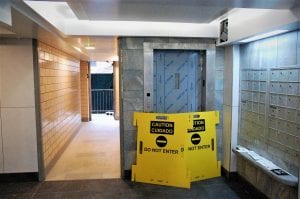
[[91, 89, 114, 113]]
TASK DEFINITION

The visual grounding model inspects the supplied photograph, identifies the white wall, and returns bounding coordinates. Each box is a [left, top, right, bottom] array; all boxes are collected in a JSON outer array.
[[0, 38, 38, 173], [222, 45, 239, 172]]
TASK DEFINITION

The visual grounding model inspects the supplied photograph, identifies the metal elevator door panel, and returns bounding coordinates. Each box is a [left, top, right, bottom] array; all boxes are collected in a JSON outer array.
[[153, 50, 200, 113]]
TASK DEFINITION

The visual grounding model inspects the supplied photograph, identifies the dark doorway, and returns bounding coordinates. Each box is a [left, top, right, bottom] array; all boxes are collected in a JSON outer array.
[[91, 73, 113, 113]]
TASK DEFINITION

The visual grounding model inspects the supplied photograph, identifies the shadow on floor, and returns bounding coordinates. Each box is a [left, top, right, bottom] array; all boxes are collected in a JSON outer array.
[[0, 177, 267, 199]]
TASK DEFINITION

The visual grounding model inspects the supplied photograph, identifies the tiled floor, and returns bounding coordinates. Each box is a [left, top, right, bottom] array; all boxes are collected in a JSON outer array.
[[0, 114, 268, 198], [47, 114, 120, 181], [0, 177, 266, 199]]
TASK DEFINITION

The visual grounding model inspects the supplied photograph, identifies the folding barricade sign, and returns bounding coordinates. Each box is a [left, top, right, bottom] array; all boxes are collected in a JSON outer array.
[[131, 111, 220, 188], [131, 112, 191, 188], [185, 111, 221, 181]]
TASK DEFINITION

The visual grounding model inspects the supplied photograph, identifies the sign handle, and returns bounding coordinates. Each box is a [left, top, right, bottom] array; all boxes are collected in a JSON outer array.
[[139, 141, 143, 154]]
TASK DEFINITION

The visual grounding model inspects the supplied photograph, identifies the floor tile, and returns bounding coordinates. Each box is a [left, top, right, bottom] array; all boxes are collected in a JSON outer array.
[[36, 181, 84, 193], [0, 177, 265, 199], [0, 182, 39, 195], [33, 191, 94, 199], [46, 114, 120, 181]]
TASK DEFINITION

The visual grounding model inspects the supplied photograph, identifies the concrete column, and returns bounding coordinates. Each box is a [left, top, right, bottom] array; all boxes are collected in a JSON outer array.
[[113, 61, 120, 120], [80, 61, 90, 122], [222, 45, 239, 173]]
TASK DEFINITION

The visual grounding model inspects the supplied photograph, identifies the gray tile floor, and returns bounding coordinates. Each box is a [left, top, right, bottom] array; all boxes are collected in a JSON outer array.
[[0, 177, 266, 199]]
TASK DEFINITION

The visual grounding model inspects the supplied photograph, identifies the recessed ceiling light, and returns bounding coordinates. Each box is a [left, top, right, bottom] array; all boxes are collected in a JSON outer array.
[[84, 46, 95, 50], [239, 30, 289, 43], [84, 37, 95, 50], [73, 46, 82, 52]]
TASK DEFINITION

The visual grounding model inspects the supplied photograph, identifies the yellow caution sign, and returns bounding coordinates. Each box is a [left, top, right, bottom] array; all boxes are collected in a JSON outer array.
[[131, 111, 220, 188], [185, 111, 221, 181], [131, 112, 190, 188]]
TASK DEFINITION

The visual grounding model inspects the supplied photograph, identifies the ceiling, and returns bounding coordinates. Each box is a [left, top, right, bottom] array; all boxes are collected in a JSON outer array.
[[0, 0, 299, 61], [28, 0, 297, 23], [67, 0, 228, 23], [65, 36, 118, 61]]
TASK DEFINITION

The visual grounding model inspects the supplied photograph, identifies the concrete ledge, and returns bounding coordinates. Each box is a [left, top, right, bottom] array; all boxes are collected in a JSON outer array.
[[233, 146, 298, 187]]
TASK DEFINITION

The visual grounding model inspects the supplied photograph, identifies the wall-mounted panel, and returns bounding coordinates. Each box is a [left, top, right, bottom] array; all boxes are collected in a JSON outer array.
[[2, 108, 38, 172], [0, 39, 38, 173], [260, 37, 277, 68], [277, 32, 297, 66], [0, 39, 35, 107], [239, 30, 300, 183]]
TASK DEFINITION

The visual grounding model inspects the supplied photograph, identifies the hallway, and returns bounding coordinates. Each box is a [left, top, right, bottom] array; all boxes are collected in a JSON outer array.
[[46, 114, 120, 181]]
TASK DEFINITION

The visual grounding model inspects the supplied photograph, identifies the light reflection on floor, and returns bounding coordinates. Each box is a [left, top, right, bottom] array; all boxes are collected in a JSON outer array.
[[46, 114, 120, 181]]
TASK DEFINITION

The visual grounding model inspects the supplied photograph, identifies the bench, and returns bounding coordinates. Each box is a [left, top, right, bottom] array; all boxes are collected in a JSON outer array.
[[233, 145, 298, 187]]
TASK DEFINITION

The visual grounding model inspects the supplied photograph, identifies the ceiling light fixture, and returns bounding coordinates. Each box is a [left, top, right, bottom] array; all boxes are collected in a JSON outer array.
[[239, 29, 289, 43], [84, 37, 95, 50], [73, 46, 82, 52], [84, 45, 95, 50]]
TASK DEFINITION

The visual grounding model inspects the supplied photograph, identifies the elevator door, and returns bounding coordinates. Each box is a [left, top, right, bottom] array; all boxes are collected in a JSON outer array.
[[153, 50, 200, 113]]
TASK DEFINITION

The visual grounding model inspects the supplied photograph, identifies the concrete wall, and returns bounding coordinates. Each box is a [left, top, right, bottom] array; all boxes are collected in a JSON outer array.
[[38, 42, 81, 175], [113, 61, 120, 120], [80, 61, 90, 122], [0, 38, 38, 173], [238, 30, 300, 198], [215, 47, 225, 160], [118, 37, 224, 174]]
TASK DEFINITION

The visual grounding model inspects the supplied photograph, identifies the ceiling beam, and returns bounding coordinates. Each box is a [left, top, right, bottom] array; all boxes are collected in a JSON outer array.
[[67, 1, 89, 20]]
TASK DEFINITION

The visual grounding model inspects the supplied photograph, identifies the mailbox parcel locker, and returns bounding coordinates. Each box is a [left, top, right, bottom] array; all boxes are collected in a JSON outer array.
[[131, 112, 191, 188]]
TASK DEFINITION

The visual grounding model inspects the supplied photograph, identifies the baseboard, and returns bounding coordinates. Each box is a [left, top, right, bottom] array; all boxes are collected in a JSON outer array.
[[0, 172, 39, 182], [224, 171, 268, 199], [221, 166, 238, 180], [81, 117, 89, 122], [123, 169, 132, 180], [229, 173, 268, 199]]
